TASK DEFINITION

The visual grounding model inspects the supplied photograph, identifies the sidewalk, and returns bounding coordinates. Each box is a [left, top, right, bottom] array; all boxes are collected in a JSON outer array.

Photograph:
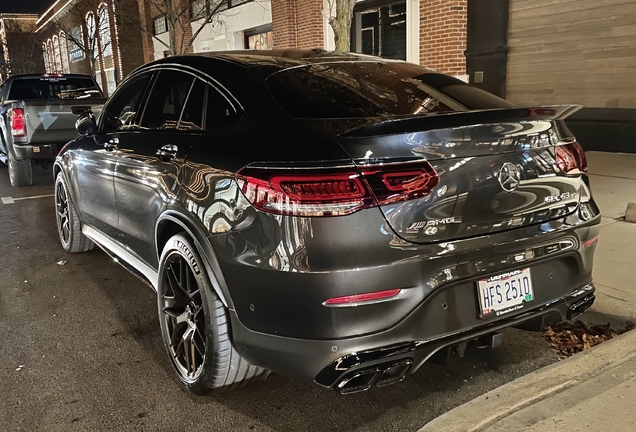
[[419, 329, 636, 432], [587, 152, 636, 320], [419, 152, 636, 431]]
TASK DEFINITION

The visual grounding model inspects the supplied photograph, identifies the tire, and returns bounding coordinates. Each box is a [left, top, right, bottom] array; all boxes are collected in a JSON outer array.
[[54, 173, 95, 253], [8, 153, 32, 187], [157, 233, 266, 395]]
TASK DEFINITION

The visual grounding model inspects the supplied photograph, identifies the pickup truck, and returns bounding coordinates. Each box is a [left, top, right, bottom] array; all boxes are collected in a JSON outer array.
[[0, 73, 106, 186]]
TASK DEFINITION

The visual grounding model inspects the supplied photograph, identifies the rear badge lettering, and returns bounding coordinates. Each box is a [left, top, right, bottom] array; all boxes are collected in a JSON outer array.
[[408, 217, 457, 232], [545, 192, 577, 204]]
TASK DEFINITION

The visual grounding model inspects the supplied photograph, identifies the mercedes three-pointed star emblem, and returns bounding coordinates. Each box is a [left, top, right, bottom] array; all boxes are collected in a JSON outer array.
[[498, 162, 521, 192]]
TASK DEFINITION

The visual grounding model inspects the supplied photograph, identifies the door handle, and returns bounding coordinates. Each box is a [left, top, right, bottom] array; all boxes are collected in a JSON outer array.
[[156, 144, 178, 161], [104, 137, 119, 152]]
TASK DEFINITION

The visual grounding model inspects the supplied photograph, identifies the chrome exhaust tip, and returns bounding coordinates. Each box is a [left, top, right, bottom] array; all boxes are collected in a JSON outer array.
[[376, 359, 412, 387], [567, 295, 595, 320], [335, 359, 413, 394], [336, 368, 379, 394]]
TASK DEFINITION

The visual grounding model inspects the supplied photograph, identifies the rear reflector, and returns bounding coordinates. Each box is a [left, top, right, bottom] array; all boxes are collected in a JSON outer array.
[[10, 108, 26, 137], [323, 289, 402, 307], [556, 142, 587, 175], [584, 237, 598, 249], [236, 162, 439, 217]]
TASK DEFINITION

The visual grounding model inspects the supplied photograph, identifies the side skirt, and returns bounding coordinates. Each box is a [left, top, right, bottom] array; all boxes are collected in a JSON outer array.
[[82, 225, 158, 291]]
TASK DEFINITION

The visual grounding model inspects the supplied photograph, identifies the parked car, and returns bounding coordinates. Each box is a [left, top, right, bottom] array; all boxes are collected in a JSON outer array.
[[54, 50, 600, 395], [0, 73, 106, 186]]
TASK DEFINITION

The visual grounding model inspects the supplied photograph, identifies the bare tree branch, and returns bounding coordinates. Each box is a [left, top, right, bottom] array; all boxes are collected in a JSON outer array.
[[115, 0, 250, 57]]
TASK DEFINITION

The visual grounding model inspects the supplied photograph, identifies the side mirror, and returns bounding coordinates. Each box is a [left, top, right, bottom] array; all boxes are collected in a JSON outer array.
[[76, 110, 97, 135]]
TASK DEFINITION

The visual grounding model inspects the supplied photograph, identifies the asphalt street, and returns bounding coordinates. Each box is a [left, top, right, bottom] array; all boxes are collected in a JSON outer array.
[[0, 164, 623, 432]]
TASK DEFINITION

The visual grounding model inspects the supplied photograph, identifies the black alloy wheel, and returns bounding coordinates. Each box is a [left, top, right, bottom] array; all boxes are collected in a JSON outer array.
[[159, 250, 207, 382], [157, 234, 267, 395], [55, 178, 71, 249], [54, 173, 94, 253]]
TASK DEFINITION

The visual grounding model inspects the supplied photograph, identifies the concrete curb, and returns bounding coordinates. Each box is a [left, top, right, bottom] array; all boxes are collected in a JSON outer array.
[[626, 202, 636, 223], [418, 329, 636, 432]]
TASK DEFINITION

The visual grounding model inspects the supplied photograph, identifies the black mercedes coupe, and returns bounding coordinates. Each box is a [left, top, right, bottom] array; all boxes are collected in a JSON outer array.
[[54, 50, 600, 395]]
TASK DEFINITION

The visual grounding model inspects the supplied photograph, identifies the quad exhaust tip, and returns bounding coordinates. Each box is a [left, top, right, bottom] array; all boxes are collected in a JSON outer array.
[[567, 295, 595, 320], [336, 360, 413, 394]]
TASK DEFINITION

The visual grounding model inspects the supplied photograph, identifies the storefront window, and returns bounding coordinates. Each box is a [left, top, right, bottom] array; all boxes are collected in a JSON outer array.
[[245, 26, 272, 50], [352, 1, 406, 60]]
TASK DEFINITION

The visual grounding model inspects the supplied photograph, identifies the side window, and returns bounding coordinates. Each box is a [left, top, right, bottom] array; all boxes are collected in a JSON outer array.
[[140, 70, 193, 130], [179, 79, 205, 131], [204, 84, 235, 130], [101, 74, 151, 132]]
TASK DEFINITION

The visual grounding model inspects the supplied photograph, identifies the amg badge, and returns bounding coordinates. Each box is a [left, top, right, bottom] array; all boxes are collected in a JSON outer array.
[[408, 217, 457, 231]]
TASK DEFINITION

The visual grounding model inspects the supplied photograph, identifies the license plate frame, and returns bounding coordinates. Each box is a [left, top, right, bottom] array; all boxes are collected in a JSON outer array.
[[477, 268, 534, 318]]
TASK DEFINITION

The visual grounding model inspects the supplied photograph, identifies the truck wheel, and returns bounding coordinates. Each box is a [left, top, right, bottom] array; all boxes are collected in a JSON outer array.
[[54, 173, 94, 253], [157, 233, 267, 395], [8, 153, 32, 187]]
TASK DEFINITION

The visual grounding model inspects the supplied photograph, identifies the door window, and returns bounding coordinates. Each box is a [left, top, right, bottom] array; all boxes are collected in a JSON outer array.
[[140, 70, 194, 130], [100, 74, 152, 132], [179, 79, 205, 131], [204, 85, 235, 130]]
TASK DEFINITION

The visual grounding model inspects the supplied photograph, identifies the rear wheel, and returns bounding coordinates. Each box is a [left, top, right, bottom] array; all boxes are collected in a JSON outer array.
[[8, 153, 32, 187], [157, 234, 267, 395], [54, 173, 94, 253]]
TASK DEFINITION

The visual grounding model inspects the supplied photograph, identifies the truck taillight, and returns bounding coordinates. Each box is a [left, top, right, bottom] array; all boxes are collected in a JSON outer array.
[[236, 162, 440, 217], [10, 108, 26, 137], [556, 142, 587, 175]]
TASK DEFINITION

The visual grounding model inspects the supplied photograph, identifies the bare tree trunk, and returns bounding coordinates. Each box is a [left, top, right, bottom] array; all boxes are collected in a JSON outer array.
[[329, 0, 356, 52]]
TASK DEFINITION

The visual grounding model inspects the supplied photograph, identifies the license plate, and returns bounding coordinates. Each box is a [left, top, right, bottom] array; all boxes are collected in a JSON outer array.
[[477, 268, 534, 317]]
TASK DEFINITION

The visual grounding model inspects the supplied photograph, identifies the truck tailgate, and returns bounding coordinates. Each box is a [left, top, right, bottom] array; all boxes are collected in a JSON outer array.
[[23, 98, 106, 144]]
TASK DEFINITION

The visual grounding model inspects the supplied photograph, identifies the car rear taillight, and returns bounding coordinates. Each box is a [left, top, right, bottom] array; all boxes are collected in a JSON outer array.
[[556, 142, 587, 175], [236, 167, 374, 217], [236, 162, 440, 217], [10, 108, 26, 137], [359, 163, 440, 205]]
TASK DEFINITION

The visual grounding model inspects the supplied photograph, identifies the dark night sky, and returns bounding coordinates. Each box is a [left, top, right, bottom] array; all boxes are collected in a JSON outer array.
[[0, 0, 52, 15]]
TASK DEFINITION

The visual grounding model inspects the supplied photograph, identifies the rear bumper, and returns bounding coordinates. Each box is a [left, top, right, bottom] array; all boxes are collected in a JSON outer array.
[[231, 284, 595, 391], [13, 143, 60, 160]]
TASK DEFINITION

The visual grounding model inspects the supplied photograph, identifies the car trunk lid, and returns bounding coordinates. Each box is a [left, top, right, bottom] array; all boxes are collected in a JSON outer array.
[[331, 105, 586, 244]]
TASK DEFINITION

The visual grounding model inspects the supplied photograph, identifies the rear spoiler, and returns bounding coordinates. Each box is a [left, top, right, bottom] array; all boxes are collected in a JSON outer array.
[[342, 105, 584, 138]]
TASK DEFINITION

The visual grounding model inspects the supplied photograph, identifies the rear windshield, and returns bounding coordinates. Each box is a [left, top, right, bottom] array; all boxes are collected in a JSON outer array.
[[8, 77, 103, 100], [266, 62, 516, 119]]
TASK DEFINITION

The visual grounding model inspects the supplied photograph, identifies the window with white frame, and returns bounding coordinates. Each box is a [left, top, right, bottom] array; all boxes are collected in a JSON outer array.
[[153, 15, 167, 35], [352, 0, 407, 60], [98, 5, 113, 58], [53, 36, 63, 73], [59, 32, 70, 73]]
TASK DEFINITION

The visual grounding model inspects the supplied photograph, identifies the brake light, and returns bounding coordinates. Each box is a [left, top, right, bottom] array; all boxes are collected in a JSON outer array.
[[360, 163, 440, 205], [236, 162, 440, 217], [237, 167, 374, 217], [556, 142, 587, 175], [10, 108, 26, 137]]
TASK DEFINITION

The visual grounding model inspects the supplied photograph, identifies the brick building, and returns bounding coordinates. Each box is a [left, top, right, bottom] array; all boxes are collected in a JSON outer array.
[[35, 0, 145, 96], [138, 0, 274, 63], [271, 0, 468, 78], [0, 14, 44, 81]]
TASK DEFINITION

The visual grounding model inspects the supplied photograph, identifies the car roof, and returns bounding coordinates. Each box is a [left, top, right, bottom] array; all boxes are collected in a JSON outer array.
[[145, 49, 404, 77], [8, 74, 96, 80]]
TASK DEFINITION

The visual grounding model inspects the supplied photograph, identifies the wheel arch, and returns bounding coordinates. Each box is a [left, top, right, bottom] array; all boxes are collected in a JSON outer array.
[[155, 211, 234, 310]]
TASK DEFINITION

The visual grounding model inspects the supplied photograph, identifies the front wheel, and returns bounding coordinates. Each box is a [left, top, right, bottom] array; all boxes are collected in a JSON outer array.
[[157, 234, 267, 395], [54, 173, 94, 253], [8, 153, 32, 187]]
